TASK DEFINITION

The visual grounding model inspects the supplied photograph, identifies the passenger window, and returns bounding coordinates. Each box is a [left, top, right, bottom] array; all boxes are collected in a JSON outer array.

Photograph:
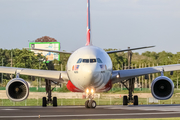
[[90, 59, 96, 63], [97, 58, 102, 63], [77, 58, 82, 63], [83, 59, 89, 63]]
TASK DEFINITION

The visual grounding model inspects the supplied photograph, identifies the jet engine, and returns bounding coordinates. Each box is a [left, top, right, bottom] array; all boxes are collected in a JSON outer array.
[[6, 78, 29, 102], [151, 76, 174, 100]]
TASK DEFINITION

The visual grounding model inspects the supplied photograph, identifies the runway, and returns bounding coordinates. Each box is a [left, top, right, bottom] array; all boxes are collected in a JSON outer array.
[[1, 105, 180, 119]]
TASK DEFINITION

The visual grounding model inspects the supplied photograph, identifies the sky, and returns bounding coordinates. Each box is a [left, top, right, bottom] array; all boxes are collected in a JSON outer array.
[[0, 0, 180, 54]]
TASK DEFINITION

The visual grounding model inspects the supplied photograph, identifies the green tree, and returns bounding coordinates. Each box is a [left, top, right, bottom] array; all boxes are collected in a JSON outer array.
[[104, 48, 127, 70]]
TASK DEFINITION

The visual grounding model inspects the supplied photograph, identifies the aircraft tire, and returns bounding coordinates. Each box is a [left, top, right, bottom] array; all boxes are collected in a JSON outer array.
[[123, 96, 128, 105], [134, 95, 138, 105], [85, 100, 90, 108], [88, 100, 96, 108], [53, 97, 57, 107], [42, 97, 47, 107]]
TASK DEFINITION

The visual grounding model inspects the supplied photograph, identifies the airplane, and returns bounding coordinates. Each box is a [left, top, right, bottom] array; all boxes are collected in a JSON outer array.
[[0, 0, 180, 109]]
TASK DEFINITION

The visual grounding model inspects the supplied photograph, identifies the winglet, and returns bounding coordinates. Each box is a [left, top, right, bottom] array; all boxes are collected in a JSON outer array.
[[86, 0, 92, 46]]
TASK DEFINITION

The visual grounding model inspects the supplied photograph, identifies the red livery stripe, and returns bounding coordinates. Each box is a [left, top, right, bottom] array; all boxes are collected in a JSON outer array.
[[66, 80, 83, 92], [86, 0, 91, 46]]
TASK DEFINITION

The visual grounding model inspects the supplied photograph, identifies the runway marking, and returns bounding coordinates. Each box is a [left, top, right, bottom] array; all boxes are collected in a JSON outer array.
[[106, 106, 180, 112], [0, 112, 180, 118], [0, 109, 20, 111], [0, 106, 83, 109]]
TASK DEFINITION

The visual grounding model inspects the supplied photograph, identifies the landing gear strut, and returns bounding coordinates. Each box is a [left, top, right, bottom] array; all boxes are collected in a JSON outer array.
[[42, 79, 57, 107], [121, 78, 138, 105], [85, 89, 96, 108]]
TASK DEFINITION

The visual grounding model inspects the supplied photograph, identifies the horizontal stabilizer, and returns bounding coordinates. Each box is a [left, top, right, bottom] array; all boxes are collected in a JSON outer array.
[[25, 48, 72, 54], [106, 45, 155, 54]]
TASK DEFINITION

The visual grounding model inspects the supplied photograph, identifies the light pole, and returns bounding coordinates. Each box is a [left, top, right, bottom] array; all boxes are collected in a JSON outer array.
[[177, 59, 180, 89], [38, 58, 45, 88], [167, 56, 170, 65], [177, 67, 179, 89], [37, 61, 40, 89], [1, 58, 4, 84], [38, 60, 41, 88]]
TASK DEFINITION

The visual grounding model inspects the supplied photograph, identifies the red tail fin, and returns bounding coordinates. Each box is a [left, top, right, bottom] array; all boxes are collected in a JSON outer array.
[[86, 0, 92, 46]]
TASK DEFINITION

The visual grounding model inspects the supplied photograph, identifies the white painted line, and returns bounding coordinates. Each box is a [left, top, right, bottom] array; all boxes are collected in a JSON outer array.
[[107, 106, 180, 112], [0, 106, 83, 109], [1, 109, 19, 111], [0, 112, 180, 118]]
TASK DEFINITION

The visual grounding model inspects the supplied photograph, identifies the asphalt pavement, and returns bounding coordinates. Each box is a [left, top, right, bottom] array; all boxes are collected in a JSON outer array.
[[1, 105, 180, 119]]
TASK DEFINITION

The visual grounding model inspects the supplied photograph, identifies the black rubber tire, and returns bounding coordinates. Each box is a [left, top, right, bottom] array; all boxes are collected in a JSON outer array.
[[85, 100, 90, 108], [53, 97, 57, 107], [123, 96, 128, 105], [42, 97, 47, 107], [88, 100, 96, 108], [134, 95, 138, 105], [91, 100, 96, 108]]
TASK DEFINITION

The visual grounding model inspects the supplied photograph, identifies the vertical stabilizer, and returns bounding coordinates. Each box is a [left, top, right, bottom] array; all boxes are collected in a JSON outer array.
[[86, 0, 92, 46]]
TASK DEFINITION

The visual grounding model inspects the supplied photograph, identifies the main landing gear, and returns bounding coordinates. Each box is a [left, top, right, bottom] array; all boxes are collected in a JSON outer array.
[[121, 78, 138, 106], [85, 88, 96, 109], [42, 79, 57, 107]]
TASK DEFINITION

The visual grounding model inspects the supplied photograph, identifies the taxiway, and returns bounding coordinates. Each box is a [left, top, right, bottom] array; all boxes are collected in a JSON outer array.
[[0, 105, 180, 119]]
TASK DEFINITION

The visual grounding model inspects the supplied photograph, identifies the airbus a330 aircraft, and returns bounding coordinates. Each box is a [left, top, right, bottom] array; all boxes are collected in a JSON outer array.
[[0, 0, 180, 109]]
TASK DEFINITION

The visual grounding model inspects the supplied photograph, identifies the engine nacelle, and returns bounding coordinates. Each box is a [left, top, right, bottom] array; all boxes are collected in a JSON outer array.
[[6, 78, 29, 102], [151, 76, 174, 100]]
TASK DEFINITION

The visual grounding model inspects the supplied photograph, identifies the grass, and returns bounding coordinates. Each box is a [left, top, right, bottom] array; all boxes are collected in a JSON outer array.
[[108, 89, 180, 94], [1, 96, 180, 106], [1, 98, 180, 120], [0, 98, 133, 106]]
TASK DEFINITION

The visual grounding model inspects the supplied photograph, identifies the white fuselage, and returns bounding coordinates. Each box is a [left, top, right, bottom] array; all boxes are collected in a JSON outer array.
[[67, 46, 113, 92]]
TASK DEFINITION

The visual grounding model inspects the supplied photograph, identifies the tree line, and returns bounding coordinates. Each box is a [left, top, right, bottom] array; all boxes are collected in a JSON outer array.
[[0, 48, 47, 82], [0, 48, 180, 88]]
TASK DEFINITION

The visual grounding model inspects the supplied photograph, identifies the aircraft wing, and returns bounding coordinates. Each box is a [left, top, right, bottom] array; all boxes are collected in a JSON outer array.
[[0, 66, 69, 83], [25, 48, 72, 54], [106, 46, 155, 54], [111, 64, 180, 84]]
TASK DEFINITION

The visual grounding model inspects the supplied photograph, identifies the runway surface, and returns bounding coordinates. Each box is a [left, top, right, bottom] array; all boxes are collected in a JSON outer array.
[[1, 105, 180, 119]]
